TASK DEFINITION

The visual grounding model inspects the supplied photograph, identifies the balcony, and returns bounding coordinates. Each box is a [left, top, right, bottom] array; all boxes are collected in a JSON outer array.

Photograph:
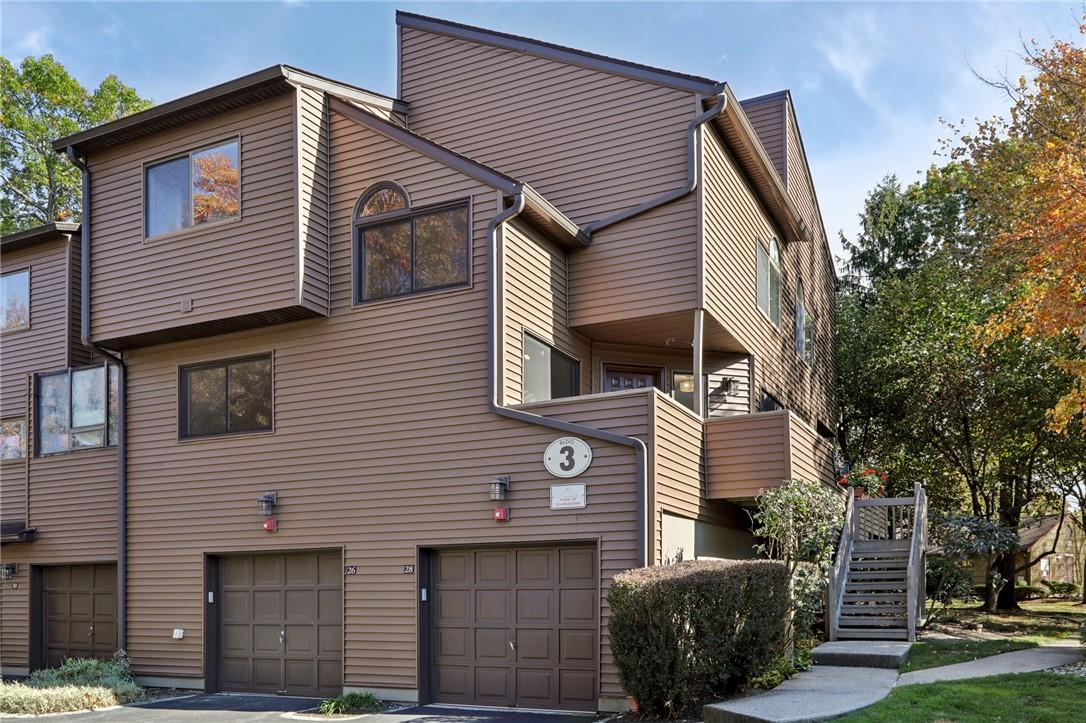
[[705, 409, 835, 503]]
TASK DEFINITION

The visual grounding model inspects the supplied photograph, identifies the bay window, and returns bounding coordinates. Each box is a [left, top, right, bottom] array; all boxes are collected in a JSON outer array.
[[37, 363, 119, 455]]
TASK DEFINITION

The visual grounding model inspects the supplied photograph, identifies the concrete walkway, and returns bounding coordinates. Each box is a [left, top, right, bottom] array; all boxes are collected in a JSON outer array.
[[703, 639, 1084, 723], [897, 638, 1083, 686]]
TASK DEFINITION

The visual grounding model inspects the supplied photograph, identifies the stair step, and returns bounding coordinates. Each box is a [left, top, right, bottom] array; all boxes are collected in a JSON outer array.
[[836, 628, 910, 640], [853, 540, 911, 553], [841, 603, 906, 614], [845, 582, 908, 591], [847, 570, 908, 580], [848, 560, 908, 570], [839, 616, 907, 627], [842, 593, 907, 602]]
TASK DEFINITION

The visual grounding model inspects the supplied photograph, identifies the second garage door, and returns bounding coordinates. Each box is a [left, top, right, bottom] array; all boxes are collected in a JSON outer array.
[[42, 563, 117, 667], [432, 545, 598, 711], [218, 551, 342, 697]]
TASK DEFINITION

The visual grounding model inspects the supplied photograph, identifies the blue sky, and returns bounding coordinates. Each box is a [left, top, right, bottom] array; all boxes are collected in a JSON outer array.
[[3, 1, 1081, 262]]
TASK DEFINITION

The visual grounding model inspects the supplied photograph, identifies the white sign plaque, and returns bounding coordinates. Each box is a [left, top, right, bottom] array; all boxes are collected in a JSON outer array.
[[544, 437, 592, 478], [550, 483, 587, 510]]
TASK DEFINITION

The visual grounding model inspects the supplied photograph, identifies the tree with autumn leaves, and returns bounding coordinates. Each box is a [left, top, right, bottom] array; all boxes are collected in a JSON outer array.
[[837, 18, 1086, 611]]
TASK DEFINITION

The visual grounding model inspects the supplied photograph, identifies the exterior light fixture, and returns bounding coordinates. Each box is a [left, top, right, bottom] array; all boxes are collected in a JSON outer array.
[[677, 377, 696, 394], [258, 492, 278, 517], [489, 476, 510, 501], [1, 563, 17, 580]]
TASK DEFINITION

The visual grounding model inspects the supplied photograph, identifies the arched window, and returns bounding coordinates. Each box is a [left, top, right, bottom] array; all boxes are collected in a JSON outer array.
[[353, 182, 469, 302], [757, 238, 781, 326], [356, 183, 408, 218], [795, 279, 815, 367]]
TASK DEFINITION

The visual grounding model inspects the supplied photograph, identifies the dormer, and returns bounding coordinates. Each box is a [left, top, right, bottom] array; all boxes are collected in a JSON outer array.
[[53, 66, 407, 350]]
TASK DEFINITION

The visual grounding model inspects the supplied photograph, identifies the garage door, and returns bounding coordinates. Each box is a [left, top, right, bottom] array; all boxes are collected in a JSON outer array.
[[432, 545, 598, 711], [218, 551, 342, 697], [42, 564, 117, 667]]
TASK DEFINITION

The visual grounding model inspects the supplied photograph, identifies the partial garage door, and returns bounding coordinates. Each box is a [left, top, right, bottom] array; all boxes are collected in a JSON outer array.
[[42, 564, 117, 667], [219, 551, 342, 697], [432, 545, 598, 711]]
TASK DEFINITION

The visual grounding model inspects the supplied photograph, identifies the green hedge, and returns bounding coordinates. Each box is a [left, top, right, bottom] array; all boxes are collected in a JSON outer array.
[[0, 653, 143, 715], [608, 559, 790, 715]]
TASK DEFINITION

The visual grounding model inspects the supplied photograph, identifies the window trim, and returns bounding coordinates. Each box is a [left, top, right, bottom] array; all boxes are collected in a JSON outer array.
[[0, 416, 27, 461], [142, 135, 243, 243], [353, 181, 412, 220], [352, 194, 473, 306], [521, 329, 581, 402], [177, 352, 275, 441], [35, 362, 117, 457], [756, 238, 782, 329], [1, 266, 31, 334]]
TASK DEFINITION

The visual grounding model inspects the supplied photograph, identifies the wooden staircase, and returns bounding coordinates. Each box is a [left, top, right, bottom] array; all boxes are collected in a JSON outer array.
[[829, 483, 928, 642]]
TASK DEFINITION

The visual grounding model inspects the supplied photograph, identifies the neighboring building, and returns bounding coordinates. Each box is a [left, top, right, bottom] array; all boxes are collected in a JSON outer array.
[[966, 514, 1084, 588], [0, 13, 837, 711]]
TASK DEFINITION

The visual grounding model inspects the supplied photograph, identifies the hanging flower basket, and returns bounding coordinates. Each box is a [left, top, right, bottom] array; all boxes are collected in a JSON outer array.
[[837, 467, 888, 498]]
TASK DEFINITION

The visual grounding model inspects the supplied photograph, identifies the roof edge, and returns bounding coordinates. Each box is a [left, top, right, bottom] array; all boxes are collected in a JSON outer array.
[[396, 11, 721, 94], [1, 221, 80, 252]]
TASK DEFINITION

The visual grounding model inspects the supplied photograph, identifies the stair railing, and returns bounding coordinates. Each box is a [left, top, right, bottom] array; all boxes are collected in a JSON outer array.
[[906, 482, 928, 641], [828, 487, 856, 642]]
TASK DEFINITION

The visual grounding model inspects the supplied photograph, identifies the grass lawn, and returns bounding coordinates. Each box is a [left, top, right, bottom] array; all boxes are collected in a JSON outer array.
[[839, 673, 1086, 723], [934, 598, 1085, 640], [902, 638, 1041, 672]]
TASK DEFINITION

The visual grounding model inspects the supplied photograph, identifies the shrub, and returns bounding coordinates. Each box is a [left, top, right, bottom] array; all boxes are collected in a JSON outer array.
[[318, 690, 379, 715], [608, 559, 790, 715], [0, 652, 144, 714], [926, 556, 976, 604], [1015, 584, 1046, 601], [1040, 580, 1079, 599]]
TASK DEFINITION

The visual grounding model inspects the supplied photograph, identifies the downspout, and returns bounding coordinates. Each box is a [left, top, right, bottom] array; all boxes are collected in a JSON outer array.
[[487, 191, 650, 567], [66, 147, 128, 652], [583, 86, 728, 235]]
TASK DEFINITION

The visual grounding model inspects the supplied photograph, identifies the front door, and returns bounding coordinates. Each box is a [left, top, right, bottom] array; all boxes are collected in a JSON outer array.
[[218, 551, 342, 697], [42, 564, 117, 667], [603, 365, 660, 393]]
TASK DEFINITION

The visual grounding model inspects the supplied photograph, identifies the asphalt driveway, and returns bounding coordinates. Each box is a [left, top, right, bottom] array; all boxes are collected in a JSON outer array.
[[50, 695, 602, 723]]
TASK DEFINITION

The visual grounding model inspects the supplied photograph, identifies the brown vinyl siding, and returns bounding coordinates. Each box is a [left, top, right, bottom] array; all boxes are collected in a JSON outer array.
[[86, 92, 323, 348], [296, 86, 332, 315], [788, 412, 836, 487], [398, 27, 694, 226], [784, 106, 822, 243], [701, 123, 835, 429], [502, 219, 592, 404], [117, 110, 642, 701], [0, 565, 29, 671], [740, 96, 788, 184]]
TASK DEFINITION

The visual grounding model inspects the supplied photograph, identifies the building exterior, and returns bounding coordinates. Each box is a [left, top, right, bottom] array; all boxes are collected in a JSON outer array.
[[0, 13, 837, 711], [966, 515, 1084, 589]]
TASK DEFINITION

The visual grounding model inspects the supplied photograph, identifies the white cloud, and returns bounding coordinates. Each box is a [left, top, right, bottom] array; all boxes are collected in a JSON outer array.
[[19, 29, 48, 54]]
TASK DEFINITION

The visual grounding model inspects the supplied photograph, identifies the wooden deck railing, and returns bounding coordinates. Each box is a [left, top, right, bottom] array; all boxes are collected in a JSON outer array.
[[828, 488, 856, 641]]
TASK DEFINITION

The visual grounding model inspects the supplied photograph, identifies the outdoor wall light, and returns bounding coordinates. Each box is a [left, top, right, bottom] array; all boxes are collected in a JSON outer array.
[[677, 377, 696, 393], [258, 492, 278, 517], [1, 563, 17, 580], [489, 476, 511, 501]]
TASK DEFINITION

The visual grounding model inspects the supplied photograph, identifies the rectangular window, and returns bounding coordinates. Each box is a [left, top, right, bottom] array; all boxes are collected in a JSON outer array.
[[146, 139, 239, 238], [760, 390, 783, 412], [803, 313, 815, 366], [37, 364, 118, 455], [357, 204, 469, 302], [2, 269, 30, 332], [522, 334, 579, 403], [0, 418, 26, 459], [757, 240, 781, 326], [180, 355, 272, 438]]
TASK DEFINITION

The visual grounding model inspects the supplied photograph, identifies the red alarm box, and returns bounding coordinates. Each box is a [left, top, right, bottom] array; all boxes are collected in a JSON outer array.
[[493, 507, 510, 522], [263, 517, 277, 532]]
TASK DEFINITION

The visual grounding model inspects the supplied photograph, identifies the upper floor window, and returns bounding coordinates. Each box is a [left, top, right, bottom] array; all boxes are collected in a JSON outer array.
[[354, 182, 469, 302], [146, 139, 240, 239], [37, 363, 119, 455], [795, 280, 814, 366], [180, 354, 272, 438], [757, 238, 781, 326], [0, 418, 26, 459], [1, 269, 30, 332], [760, 390, 783, 412], [523, 333, 579, 403]]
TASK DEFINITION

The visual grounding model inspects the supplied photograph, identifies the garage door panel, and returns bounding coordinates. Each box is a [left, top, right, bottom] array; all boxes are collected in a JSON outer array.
[[559, 589, 595, 623], [475, 627, 511, 662], [69, 592, 92, 618], [46, 592, 68, 618], [93, 592, 115, 618], [217, 552, 342, 698], [559, 630, 595, 665], [476, 550, 512, 586], [516, 589, 553, 624], [432, 545, 598, 712], [70, 565, 94, 589], [516, 629, 554, 664]]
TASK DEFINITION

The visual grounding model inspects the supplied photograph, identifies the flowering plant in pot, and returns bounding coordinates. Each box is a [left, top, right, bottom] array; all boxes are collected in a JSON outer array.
[[836, 467, 887, 498]]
